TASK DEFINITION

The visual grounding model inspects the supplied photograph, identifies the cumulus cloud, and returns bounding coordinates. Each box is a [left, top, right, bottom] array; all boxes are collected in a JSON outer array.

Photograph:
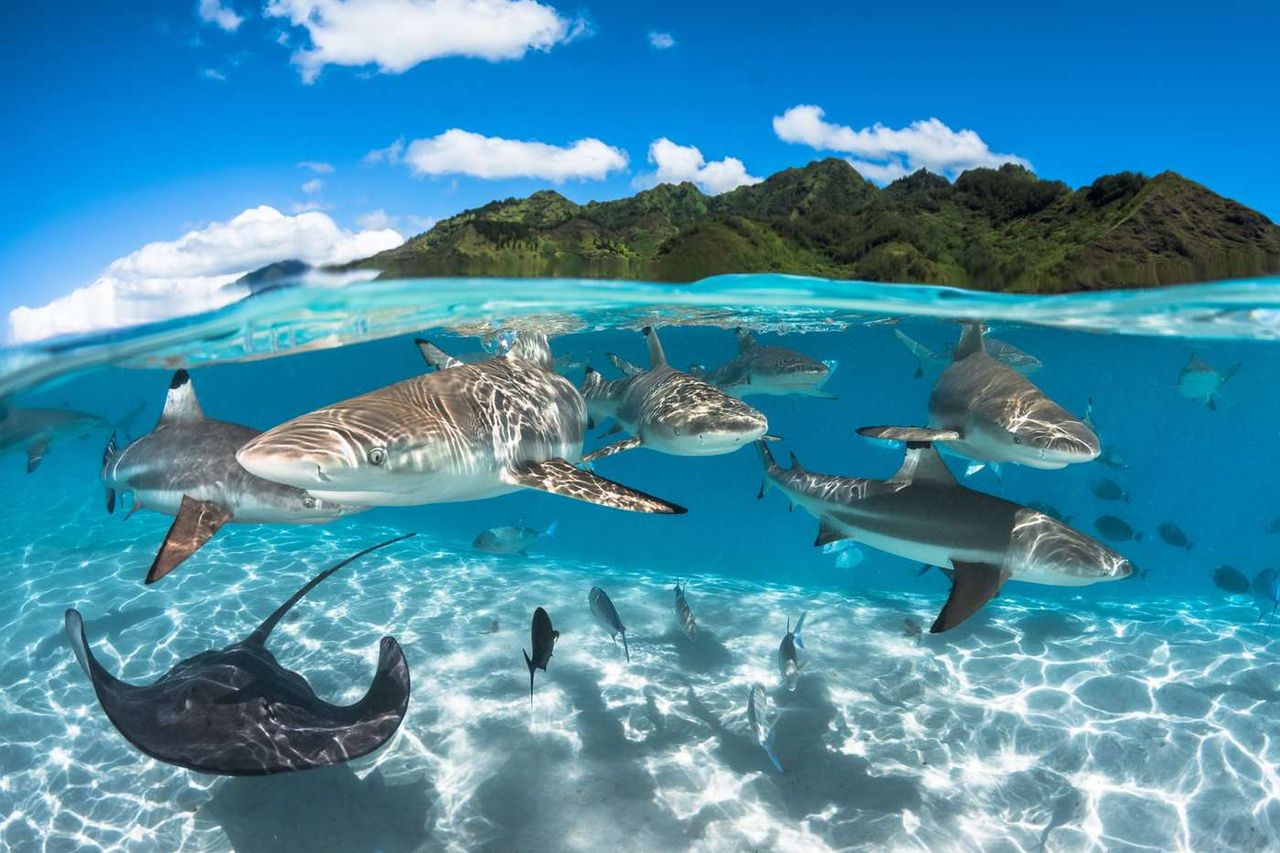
[[8, 206, 403, 344], [200, 67, 228, 81], [301, 177, 325, 194], [265, 0, 585, 83], [649, 31, 675, 49], [635, 138, 761, 195], [772, 105, 1030, 184], [400, 129, 627, 182], [297, 160, 334, 173], [197, 0, 244, 31], [356, 209, 438, 232]]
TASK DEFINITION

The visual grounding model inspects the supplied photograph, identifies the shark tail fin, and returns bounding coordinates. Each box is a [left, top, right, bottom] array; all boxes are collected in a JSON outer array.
[[794, 612, 807, 649], [954, 324, 986, 360], [102, 432, 119, 514], [756, 441, 781, 499], [524, 649, 536, 703], [621, 631, 630, 663], [763, 725, 784, 773]]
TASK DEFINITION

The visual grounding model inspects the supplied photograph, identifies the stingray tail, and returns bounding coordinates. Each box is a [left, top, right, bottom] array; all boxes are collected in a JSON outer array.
[[524, 649, 536, 704], [247, 532, 416, 646]]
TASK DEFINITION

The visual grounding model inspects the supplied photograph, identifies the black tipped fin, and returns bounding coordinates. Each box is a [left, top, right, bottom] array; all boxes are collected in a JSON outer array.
[[157, 370, 205, 425], [814, 520, 848, 547], [642, 326, 668, 367], [505, 458, 685, 514], [930, 561, 1008, 633], [26, 438, 48, 473], [145, 496, 232, 584]]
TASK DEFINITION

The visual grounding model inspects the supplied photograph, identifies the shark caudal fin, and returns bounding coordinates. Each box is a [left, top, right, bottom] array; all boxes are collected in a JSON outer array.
[[245, 532, 417, 646], [102, 432, 119, 514], [642, 326, 668, 368], [505, 458, 685, 514], [415, 338, 462, 370], [145, 496, 233, 584], [755, 440, 782, 498]]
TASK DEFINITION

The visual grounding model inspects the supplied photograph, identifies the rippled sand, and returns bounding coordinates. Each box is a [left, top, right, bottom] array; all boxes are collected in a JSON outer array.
[[2, 513, 1278, 852]]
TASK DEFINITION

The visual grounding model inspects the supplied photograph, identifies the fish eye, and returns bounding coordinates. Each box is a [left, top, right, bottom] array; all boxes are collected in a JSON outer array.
[[368, 446, 387, 466], [303, 497, 316, 509], [1012, 435, 1024, 445]]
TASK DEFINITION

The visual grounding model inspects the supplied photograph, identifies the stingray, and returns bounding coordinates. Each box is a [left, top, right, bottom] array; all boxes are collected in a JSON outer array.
[[65, 533, 415, 776]]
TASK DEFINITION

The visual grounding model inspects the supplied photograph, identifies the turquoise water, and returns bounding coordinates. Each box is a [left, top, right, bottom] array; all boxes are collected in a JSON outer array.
[[3, 274, 1280, 851]]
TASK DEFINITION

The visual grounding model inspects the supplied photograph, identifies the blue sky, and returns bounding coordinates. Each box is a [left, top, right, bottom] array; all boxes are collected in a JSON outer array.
[[2, 0, 1278, 339]]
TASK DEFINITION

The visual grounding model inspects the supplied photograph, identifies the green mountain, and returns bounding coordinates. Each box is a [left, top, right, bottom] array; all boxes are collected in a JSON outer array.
[[348, 160, 1280, 292]]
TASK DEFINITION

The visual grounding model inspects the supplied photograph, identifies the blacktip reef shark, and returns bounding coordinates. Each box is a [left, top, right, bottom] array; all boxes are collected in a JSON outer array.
[[102, 370, 361, 584], [235, 333, 684, 514], [65, 534, 414, 776], [579, 327, 770, 462], [692, 329, 836, 399], [893, 328, 1042, 379], [1177, 353, 1240, 410], [861, 324, 1099, 470], [756, 440, 1132, 632], [0, 402, 105, 472]]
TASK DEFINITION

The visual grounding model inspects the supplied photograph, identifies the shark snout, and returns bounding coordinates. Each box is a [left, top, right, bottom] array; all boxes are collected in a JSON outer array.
[[237, 425, 359, 489]]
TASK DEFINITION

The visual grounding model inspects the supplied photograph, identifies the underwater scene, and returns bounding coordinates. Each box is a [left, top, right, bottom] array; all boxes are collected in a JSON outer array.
[[2, 274, 1280, 853]]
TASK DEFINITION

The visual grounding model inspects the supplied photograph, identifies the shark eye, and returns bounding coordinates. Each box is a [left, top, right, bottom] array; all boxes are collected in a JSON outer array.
[[368, 447, 387, 466], [302, 497, 316, 509], [1012, 435, 1024, 445]]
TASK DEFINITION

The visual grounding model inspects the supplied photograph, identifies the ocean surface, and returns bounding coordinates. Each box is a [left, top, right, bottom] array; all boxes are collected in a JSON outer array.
[[3, 274, 1280, 852]]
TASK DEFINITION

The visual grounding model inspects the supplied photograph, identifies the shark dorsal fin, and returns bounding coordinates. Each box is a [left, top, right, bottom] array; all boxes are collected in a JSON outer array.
[[416, 338, 462, 370], [735, 328, 757, 353], [643, 327, 668, 367], [245, 533, 415, 647], [157, 370, 205, 425], [504, 333, 553, 370], [903, 443, 957, 487], [953, 324, 986, 361]]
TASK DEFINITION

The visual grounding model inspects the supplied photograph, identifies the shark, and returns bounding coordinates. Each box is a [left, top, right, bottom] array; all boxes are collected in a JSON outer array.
[[1177, 353, 1240, 410], [65, 534, 414, 776], [861, 324, 1099, 470], [579, 327, 770, 462], [235, 333, 684, 515], [756, 440, 1132, 632], [0, 402, 105, 472], [692, 329, 835, 399], [893, 328, 1042, 379], [102, 370, 361, 584]]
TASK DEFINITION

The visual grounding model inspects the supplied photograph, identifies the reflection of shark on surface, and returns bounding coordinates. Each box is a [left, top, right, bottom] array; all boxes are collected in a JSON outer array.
[[1177, 353, 1240, 410], [692, 329, 835, 399], [863, 324, 1098, 470], [236, 333, 685, 515], [0, 402, 106, 472], [580, 327, 769, 461], [66, 534, 415, 775], [757, 440, 1132, 632]]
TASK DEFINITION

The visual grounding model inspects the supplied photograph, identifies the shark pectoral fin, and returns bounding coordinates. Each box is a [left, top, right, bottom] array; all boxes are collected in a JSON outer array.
[[25, 438, 48, 473], [857, 426, 961, 443], [415, 338, 462, 370], [807, 390, 838, 400], [582, 436, 643, 463], [505, 458, 686, 514], [597, 423, 624, 439], [930, 561, 1009, 633], [145, 496, 232, 584], [913, 366, 923, 379], [814, 520, 849, 548]]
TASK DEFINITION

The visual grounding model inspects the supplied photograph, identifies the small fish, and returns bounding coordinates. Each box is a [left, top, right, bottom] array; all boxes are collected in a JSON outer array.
[[777, 612, 807, 691], [673, 581, 698, 641], [1090, 479, 1129, 503], [834, 548, 864, 569], [523, 607, 559, 703], [1157, 522, 1193, 551], [588, 586, 629, 662], [473, 522, 557, 556], [1211, 566, 1250, 595], [1177, 353, 1240, 410], [902, 618, 923, 642], [747, 684, 783, 773], [1097, 447, 1130, 470], [1094, 515, 1140, 543]]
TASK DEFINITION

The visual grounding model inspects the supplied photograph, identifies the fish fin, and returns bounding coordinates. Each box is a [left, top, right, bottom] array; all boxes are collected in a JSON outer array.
[[246, 532, 416, 645], [621, 631, 630, 663], [857, 426, 962, 443], [915, 563, 932, 576], [505, 458, 685, 514], [734, 327, 756, 353], [931, 561, 1009, 633], [145, 496, 233, 584], [953, 324, 986, 360], [903, 444, 958, 487], [415, 338, 462, 370], [524, 649, 535, 703], [763, 726, 784, 773], [1207, 396, 1217, 411], [102, 432, 119, 513], [814, 520, 848, 548], [587, 417, 596, 430], [157, 370, 205, 426], [913, 366, 923, 379], [761, 434, 783, 442], [25, 438, 48, 473], [582, 435, 644, 463], [504, 332, 553, 370], [756, 440, 781, 475], [1222, 362, 1242, 384], [606, 353, 643, 376], [794, 612, 807, 648], [544, 521, 557, 538], [789, 451, 803, 471], [124, 501, 143, 520], [105, 487, 115, 515], [642, 326, 668, 367], [806, 390, 838, 400], [598, 423, 624, 438], [64, 609, 93, 679]]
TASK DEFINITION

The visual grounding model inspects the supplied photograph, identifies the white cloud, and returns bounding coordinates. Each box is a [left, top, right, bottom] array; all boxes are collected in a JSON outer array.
[[301, 177, 325, 194], [265, 0, 584, 83], [364, 138, 405, 164], [198, 0, 244, 31], [400, 129, 627, 182], [297, 160, 334, 173], [8, 206, 403, 344], [772, 105, 1030, 184], [200, 67, 228, 81], [636, 138, 761, 195], [356, 210, 438, 232], [649, 31, 675, 49]]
